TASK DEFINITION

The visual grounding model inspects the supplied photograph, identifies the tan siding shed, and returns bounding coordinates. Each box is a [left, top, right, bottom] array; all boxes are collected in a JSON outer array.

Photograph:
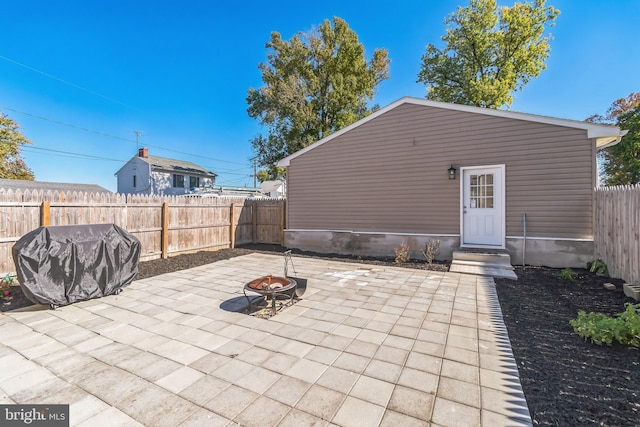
[[286, 103, 596, 239]]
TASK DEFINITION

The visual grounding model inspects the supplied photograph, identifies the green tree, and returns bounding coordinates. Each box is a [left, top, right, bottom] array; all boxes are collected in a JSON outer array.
[[247, 17, 390, 168], [0, 113, 34, 180], [588, 93, 640, 185], [256, 166, 286, 183], [417, 0, 559, 108]]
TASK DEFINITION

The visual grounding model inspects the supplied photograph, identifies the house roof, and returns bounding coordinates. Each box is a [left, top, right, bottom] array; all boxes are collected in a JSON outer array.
[[140, 155, 217, 177], [260, 180, 284, 193], [0, 179, 112, 193], [277, 97, 627, 167]]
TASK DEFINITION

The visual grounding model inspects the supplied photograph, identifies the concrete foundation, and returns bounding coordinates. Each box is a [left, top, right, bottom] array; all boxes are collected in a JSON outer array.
[[506, 238, 594, 269], [284, 230, 594, 269], [284, 230, 459, 261]]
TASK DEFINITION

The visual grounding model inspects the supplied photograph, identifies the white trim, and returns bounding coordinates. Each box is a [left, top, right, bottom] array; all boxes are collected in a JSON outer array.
[[460, 164, 506, 249], [286, 228, 355, 233], [284, 229, 593, 242], [507, 236, 594, 242], [276, 97, 624, 166], [597, 129, 628, 149], [284, 229, 459, 237]]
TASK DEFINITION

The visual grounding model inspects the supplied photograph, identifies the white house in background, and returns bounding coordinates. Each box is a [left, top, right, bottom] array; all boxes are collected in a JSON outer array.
[[115, 148, 217, 195], [260, 180, 285, 198]]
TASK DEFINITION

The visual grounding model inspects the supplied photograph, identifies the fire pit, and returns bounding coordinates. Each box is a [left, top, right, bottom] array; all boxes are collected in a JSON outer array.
[[243, 275, 297, 315], [243, 251, 302, 316]]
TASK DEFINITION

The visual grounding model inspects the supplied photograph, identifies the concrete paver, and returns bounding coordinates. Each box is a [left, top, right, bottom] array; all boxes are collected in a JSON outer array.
[[0, 253, 531, 426]]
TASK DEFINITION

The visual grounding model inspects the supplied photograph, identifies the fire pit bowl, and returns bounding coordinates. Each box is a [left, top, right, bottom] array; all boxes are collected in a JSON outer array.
[[243, 275, 297, 315], [246, 275, 295, 292]]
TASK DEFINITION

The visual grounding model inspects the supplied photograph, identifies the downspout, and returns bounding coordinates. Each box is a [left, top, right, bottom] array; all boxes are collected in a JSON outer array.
[[148, 162, 152, 193], [522, 213, 527, 267]]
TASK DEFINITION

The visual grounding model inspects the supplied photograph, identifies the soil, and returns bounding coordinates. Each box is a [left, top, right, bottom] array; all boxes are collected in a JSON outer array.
[[2, 245, 639, 425], [495, 266, 639, 426]]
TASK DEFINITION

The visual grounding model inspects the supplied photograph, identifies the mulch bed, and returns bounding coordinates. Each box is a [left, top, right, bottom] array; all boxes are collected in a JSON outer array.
[[495, 266, 639, 426], [2, 245, 639, 425]]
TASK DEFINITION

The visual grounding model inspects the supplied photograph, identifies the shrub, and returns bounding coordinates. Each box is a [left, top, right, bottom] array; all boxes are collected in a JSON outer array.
[[570, 303, 640, 347], [588, 259, 609, 277], [559, 268, 576, 281], [0, 274, 12, 302], [422, 239, 440, 265], [394, 241, 410, 264]]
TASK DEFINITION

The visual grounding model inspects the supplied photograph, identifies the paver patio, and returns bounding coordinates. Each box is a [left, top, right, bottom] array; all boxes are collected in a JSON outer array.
[[0, 253, 532, 426]]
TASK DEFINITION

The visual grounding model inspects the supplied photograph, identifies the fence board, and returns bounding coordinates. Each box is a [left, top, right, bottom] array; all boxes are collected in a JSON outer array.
[[594, 185, 640, 285], [0, 192, 285, 274]]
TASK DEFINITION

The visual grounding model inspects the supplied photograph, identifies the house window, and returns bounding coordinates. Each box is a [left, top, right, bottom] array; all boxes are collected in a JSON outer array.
[[133, 175, 137, 188], [189, 176, 200, 188], [173, 174, 185, 188], [469, 174, 494, 208]]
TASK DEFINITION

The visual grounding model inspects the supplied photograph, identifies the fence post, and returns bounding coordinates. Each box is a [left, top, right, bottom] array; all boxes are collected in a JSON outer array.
[[252, 201, 258, 244], [229, 203, 235, 249], [161, 202, 169, 259], [40, 201, 50, 226], [280, 201, 286, 245]]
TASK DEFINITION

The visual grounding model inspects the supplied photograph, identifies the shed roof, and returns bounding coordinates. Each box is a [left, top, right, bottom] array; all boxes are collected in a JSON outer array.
[[0, 179, 112, 193], [277, 97, 626, 167]]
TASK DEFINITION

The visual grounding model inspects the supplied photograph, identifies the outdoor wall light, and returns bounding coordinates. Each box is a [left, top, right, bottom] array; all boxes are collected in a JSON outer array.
[[448, 165, 457, 180]]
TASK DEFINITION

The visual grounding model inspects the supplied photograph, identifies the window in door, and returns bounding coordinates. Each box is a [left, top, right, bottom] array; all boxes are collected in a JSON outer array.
[[469, 174, 494, 208]]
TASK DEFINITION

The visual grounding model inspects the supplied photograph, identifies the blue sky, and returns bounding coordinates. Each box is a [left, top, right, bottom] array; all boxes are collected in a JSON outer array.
[[1, 0, 638, 191]]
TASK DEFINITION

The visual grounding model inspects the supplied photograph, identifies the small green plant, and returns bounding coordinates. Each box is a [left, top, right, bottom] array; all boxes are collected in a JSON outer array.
[[1, 274, 13, 302], [559, 268, 577, 281], [394, 241, 410, 264], [570, 303, 640, 347], [422, 238, 440, 266], [588, 259, 609, 277]]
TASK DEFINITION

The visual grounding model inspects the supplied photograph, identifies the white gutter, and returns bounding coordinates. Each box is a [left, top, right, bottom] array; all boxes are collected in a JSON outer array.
[[597, 129, 629, 150]]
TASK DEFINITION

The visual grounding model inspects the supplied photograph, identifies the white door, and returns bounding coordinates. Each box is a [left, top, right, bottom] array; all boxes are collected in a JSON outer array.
[[461, 166, 505, 247]]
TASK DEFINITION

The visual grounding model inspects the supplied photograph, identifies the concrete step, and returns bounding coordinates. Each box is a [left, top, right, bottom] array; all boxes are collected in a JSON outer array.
[[450, 250, 517, 280], [450, 263, 518, 280], [449, 259, 515, 269], [452, 250, 511, 264]]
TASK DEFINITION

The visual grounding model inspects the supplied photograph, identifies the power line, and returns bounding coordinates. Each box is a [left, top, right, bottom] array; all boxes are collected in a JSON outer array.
[[0, 56, 259, 170], [0, 105, 250, 166], [1, 106, 136, 143], [20, 146, 125, 162], [3, 138, 252, 180], [0, 54, 133, 108], [4, 137, 254, 180], [22, 145, 252, 182]]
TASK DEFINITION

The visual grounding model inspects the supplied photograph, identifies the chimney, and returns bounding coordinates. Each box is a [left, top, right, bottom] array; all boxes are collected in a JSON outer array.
[[138, 147, 148, 158]]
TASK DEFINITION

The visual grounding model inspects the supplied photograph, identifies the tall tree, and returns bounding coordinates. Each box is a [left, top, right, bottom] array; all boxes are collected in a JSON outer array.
[[588, 93, 640, 186], [0, 113, 34, 180], [247, 17, 390, 169], [256, 166, 286, 183], [417, 0, 559, 108]]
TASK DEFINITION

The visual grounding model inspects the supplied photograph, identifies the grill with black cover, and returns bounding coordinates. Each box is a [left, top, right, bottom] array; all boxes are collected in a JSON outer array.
[[12, 224, 140, 309]]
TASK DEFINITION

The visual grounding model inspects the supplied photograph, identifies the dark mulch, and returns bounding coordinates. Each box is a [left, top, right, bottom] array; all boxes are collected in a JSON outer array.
[[495, 266, 640, 426], [3, 245, 639, 425]]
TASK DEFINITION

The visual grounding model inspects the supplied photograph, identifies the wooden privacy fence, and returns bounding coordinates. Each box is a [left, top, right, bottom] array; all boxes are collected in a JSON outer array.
[[0, 189, 285, 275], [594, 185, 640, 285]]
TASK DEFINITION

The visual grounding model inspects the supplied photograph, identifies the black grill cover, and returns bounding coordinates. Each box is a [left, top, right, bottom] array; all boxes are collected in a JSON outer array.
[[12, 224, 141, 306]]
